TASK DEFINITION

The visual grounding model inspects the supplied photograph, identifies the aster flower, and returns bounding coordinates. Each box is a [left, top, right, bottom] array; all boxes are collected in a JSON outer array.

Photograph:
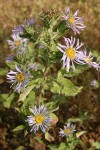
[[59, 123, 76, 137], [7, 65, 30, 93], [58, 36, 84, 72], [77, 50, 100, 70], [6, 55, 14, 62], [12, 25, 24, 34], [62, 7, 86, 34], [7, 33, 27, 50], [25, 18, 35, 26], [26, 105, 52, 133]]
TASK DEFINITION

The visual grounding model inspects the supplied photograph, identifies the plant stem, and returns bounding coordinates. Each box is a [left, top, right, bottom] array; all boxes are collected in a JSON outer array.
[[37, 68, 48, 106]]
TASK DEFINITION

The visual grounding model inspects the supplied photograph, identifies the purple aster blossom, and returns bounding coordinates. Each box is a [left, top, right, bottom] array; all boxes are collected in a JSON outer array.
[[62, 7, 86, 34], [59, 122, 76, 137], [58, 36, 84, 72], [26, 105, 52, 133], [7, 33, 27, 50], [6, 55, 14, 62], [25, 18, 35, 26], [77, 50, 100, 70], [7, 65, 31, 93], [12, 25, 24, 34]]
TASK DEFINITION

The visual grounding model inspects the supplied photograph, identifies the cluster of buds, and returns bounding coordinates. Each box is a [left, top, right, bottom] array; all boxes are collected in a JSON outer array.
[[6, 19, 37, 93], [26, 105, 76, 137]]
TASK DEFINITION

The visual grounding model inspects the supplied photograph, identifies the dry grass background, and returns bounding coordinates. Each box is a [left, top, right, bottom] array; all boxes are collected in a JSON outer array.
[[0, 0, 100, 67]]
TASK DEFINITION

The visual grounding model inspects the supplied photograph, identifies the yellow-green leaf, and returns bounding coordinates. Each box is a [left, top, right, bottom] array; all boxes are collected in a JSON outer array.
[[76, 131, 87, 138], [18, 85, 35, 102], [13, 125, 25, 132], [45, 132, 55, 142]]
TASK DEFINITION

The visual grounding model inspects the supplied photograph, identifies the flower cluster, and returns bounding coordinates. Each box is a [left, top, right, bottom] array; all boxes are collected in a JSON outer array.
[[57, 7, 100, 72], [7, 18, 35, 54], [6, 19, 37, 93], [27, 105, 76, 135], [58, 37, 100, 72]]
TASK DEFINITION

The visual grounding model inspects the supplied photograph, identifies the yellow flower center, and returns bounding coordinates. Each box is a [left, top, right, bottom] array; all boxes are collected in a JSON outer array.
[[66, 48, 76, 59], [35, 115, 44, 124], [14, 40, 21, 46], [64, 128, 71, 134], [85, 57, 91, 64], [68, 17, 75, 24], [16, 73, 25, 82]]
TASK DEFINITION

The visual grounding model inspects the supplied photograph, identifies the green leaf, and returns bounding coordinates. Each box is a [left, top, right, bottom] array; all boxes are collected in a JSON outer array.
[[60, 65, 88, 77], [92, 142, 100, 149], [48, 143, 67, 150], [58, 143, 67, 150], [51, 94, 68, 104], [18, 85, 35, 102], [0, 93, 15, 108], [45, 102, 58, 111], [67, 117, 82, 123], [15, 146, 25, 150], [45, 132, 55, 142], [13, 125, 25, 132], [51, 72, 82, 96], [6, 61, 16, 70], [22, 91, 36, 107], [18, 90, 36, 115], [48, 145, 57, 150], [34, 136, 44, 144], [51, 82, 60, 94], [50, 113, 58, 125], [54, 20, 68, 33], [14, 107, 20, 112], [0, 68, 8, 76], [76, 131, 87, 138], [92, 50, 100, 58]]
